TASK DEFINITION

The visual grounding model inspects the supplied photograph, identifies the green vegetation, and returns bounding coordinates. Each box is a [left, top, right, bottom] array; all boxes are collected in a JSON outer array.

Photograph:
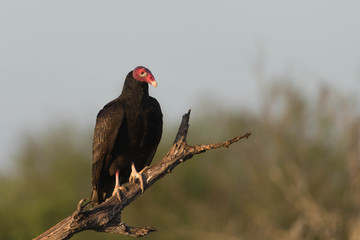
[[1, 82, 359, 240]]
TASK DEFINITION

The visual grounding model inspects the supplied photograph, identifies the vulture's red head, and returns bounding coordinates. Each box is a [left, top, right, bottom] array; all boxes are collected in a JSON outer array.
[[132, 66, 157, 88]]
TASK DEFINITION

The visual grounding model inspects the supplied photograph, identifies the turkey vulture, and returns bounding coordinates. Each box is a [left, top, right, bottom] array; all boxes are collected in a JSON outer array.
[[91, 66, 163, 204]]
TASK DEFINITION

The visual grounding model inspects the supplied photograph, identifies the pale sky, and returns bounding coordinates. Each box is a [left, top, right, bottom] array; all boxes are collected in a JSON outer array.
[[1, 1, 359, 168]]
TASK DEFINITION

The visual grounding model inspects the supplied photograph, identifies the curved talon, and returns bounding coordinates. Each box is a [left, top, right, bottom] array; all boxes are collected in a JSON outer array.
[[72, 198, 88, 220], [76, 198, 87, 212], [112, 185, 126, 202], [81, 200, 94, 210], [129, 162, 148, 193]]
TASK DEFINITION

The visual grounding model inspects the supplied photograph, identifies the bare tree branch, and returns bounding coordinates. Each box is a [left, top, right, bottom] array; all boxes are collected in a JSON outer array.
[[33, 110, 251, 240]]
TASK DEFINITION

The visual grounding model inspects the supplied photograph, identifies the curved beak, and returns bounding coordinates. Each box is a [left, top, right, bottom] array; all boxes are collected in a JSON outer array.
[[150, 80, 157, 88]]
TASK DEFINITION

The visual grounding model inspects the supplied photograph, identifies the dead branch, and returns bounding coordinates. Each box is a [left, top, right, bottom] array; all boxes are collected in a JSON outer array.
[[33, 110, 251, 240]]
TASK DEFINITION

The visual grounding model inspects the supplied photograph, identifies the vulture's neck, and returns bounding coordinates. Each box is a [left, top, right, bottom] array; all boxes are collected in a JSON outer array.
[[120, 71, 149, 102]]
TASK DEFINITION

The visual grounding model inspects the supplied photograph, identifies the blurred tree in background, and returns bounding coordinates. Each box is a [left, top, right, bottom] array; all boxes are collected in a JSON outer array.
[[0, 80, 359, 240]]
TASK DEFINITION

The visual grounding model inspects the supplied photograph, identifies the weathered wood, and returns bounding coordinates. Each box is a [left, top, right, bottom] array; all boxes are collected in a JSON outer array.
[[34, 110, 251, 239]]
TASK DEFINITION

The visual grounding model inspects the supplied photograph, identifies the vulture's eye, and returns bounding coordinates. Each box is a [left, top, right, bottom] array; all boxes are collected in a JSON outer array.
[[139, 71, 147, 77]]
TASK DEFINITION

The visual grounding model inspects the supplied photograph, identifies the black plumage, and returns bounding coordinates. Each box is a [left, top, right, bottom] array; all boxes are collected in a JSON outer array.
[[91, 67, 162, 204]]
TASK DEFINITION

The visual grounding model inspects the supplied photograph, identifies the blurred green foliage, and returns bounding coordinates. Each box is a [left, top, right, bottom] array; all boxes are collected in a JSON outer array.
[[1, 82, 359, 240]]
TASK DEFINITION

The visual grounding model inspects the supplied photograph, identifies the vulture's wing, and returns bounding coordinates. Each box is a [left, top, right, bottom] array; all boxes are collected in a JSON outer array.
[[91, 100, 124, 202]]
